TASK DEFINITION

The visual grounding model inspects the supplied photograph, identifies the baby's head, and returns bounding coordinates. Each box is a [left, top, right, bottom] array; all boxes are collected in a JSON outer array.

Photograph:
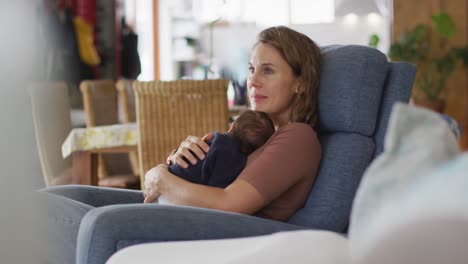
[[229, 110, 275, 155]]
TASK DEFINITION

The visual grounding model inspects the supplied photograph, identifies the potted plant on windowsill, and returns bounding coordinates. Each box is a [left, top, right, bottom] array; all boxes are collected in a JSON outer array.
[[389, 12, 468, 112]]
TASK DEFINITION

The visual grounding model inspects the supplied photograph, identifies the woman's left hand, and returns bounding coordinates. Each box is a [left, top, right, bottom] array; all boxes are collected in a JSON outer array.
[[143, 164, 167, 203]]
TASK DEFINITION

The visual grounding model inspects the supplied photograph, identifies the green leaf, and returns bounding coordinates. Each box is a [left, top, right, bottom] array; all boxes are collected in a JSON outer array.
[[431, 12, 456, 38], [368, 34, 380, 48]]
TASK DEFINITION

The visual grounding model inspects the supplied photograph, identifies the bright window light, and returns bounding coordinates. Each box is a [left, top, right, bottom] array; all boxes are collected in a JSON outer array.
[[290, 0, 334, 24], [222, 0, 243, 22], [343, 13, 359, 25], [193, 0, 243, 23], [243, 0, 289, 27], [365, 12, 383, 26], [135, 0, 154, 81], [194, 0, 226, 23], [193, 0, 334, 25]]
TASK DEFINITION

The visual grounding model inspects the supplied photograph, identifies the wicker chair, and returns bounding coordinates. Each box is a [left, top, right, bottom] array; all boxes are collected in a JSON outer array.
[[80, 80, 140, 189], [116, 79, 139, 176], [134, 79, 229, 187], [116, 79, 137, 123]]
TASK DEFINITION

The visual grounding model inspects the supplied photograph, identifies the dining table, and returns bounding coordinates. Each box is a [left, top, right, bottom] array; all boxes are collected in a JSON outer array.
[[62, 123, 138, 186]]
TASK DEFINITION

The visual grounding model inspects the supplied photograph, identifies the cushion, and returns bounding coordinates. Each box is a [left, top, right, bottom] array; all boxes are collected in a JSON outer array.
[[355, 153, 468, 264], [288, 133, 374, 231], [373, 62, 415, 157], [439, 113, 462, 141], [318, 45, 389, 136], [349, 103, 460, 254], [288, 45, 392, 232]]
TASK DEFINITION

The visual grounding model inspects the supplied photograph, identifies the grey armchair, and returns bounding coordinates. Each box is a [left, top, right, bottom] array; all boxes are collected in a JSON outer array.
[[76, 45, 416, 264]]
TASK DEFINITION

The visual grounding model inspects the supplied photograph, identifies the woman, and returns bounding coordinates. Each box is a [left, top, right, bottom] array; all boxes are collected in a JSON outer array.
[[143, 26, 322, 221], [38, 26, 322, 263]]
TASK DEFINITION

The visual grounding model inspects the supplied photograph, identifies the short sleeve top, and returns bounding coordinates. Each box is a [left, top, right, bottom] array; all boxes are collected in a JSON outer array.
[[238, 123, 321, 221]]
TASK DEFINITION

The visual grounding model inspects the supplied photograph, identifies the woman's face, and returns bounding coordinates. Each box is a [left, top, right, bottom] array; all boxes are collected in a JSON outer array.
[[247, 43, 300, 127]]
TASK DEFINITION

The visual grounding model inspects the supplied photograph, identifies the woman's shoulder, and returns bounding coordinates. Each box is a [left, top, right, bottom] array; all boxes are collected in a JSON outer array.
[[263, 123, 320, 153], [277, 122, 316, 132], [274, 123, 318, 141]]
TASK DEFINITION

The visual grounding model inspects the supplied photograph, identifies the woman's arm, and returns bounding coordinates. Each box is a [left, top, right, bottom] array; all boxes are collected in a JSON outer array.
[[144, 165, 266, 214], [144, 124, 320, 218]]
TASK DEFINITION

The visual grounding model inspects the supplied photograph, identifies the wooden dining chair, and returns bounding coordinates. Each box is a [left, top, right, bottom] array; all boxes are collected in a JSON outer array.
[[116, 79, 139, 176], [80, 80, 140, 189], [134, 79, 229, 188]]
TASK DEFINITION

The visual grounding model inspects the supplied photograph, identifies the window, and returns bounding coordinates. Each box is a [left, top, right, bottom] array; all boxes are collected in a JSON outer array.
[[243, 0, 289, 26], [193, 0, 334, 25], [290, 0, 334, 24]]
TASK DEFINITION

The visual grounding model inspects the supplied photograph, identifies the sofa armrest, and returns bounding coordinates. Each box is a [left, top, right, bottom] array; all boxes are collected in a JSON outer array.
[[77, 204, 307, 264]]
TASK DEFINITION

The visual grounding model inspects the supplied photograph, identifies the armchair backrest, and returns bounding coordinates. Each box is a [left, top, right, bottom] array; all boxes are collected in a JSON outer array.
[[134, 80, 229, 189], [287, 45, 416, 232]]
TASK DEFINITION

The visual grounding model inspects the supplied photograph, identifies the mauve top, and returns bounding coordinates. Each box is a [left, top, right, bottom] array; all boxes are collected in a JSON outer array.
[[238, 123, 321, 221]]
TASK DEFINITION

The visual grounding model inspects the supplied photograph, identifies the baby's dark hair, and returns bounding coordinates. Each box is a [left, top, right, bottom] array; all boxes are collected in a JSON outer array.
[[231, 110, 275, 155]]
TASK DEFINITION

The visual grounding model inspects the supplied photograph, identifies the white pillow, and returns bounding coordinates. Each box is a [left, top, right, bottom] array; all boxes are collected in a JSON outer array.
[[348, 103, 460, 255], [356, 153, 468, 264]]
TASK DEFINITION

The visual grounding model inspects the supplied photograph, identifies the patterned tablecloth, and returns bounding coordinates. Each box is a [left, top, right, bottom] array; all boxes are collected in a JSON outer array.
[[62, 123, 138, 158]]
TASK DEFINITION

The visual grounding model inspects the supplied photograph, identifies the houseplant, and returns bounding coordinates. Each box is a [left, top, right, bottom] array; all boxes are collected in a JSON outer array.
[[388, 12, 468, 112]]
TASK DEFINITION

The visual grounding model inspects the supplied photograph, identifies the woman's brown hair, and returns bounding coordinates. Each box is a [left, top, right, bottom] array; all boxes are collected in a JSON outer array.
[[256, 26, 322, 127]]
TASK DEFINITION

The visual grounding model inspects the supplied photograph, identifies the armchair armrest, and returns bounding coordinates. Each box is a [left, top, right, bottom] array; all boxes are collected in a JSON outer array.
[[78, 204, 308, 264]]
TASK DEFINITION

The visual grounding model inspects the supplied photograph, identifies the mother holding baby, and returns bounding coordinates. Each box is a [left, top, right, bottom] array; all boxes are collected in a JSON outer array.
[[38, 25, 323, 263]]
